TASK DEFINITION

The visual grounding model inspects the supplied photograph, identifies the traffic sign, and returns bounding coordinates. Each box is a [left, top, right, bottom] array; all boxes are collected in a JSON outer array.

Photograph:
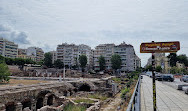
[[140, 41, 180, 111], [140, 41, 180, 53]]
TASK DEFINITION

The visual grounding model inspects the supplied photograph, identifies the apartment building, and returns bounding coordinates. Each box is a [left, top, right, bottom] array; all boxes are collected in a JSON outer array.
[[145, 53, 170, 73], [0, 38, 18, 58], [56, 43, 92, 68], [94, 42, 140, 72], [135, 55, 141, 70], [49, 51, 57, 64], [114, 42, 136, 72], [78, 44, 93, 67], [17, 48, 27, 59], [57, 43, 77, 67], [94, 44, 115, 70], [26, 47, 44, 62]]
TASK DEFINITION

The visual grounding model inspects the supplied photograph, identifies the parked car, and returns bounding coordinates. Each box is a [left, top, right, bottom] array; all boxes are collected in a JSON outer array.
[[146, 71, 152, 77], [161, 74, 174, 82], [155, 73, 163, 81], [180, 75, 188, 82]]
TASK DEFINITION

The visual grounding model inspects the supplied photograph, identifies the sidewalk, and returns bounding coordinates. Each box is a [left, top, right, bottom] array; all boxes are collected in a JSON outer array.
[[141, 76, 188, 111]]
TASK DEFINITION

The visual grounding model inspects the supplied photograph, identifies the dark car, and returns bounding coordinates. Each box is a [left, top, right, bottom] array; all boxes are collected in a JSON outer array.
[[161, 74, 174, 82]]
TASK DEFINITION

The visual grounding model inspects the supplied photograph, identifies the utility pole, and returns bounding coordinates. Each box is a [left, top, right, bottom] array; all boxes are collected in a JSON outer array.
[[63, 65, 65, 80], [141, 41, 180, 111], [152, 52, 157, 111]]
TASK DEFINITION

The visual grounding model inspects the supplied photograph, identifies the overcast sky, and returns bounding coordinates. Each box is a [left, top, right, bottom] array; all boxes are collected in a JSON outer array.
[[0, 0, 188, 66]]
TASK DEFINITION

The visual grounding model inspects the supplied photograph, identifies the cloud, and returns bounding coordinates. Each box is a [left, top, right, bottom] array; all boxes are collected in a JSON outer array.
[[0, 24, 30, 44], [0, 0, 188, 67]]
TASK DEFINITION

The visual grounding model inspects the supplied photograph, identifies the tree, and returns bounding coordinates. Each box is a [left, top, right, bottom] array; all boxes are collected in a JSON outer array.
[[0, 55, 5, 64], [5, 57, 14, 65], [170, 66, 180, 74], [14, 58, 26, 70], [167, 53, 178, 67], [44, 52, 53, 68], [177, 54, 188, 66], [25, 58, 35, 64], [37, 60, 44, 65], [79, 55, 87, 72], [54, 59, 64, 69], [156, 66, 162, 72], [145, 65, 152, 71], [0, 63, 10, 83], [99, 55, 106, 71], [111, 54, 122, 71]]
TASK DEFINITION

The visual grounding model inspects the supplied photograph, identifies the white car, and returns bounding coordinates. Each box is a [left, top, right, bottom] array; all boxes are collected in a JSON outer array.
[[146, 71, 152, 77]]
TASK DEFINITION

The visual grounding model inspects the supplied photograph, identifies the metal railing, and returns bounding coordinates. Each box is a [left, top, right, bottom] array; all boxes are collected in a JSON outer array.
[[126, 75, 141, 111]]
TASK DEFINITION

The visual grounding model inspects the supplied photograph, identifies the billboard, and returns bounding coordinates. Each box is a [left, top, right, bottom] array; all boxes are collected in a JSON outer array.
[[140, 41, 180, 53]]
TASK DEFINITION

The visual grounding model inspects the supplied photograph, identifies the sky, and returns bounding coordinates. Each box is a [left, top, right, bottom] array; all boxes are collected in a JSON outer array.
[[0, 0, 188, 66]]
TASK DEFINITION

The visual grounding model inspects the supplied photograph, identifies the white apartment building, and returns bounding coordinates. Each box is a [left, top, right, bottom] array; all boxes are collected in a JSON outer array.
[[56, 43, 92, 68], [94, 42, 140, 72], [57, 43, 77, 67], [78, 44, 92, 66], [49, 51, 57, 64], [26, 47, 44, 62], [135, 55, 141, 70], [0, 38, 18, 58], [94, 44, 115, 70]]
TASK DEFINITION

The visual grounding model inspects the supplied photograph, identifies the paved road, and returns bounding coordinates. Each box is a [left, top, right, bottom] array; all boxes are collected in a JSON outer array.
[[141, 75, 188, 111], [162, 78, 188, 89]]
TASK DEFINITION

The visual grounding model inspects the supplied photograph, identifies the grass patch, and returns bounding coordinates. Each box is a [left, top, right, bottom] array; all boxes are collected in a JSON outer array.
[[74, 99, 95, 104], [63, 103, 86, 111], [121, 87, 130, 99], [87, 93, 108, 101], [112, 77, 121, 83], [0, 79, 48, 87]]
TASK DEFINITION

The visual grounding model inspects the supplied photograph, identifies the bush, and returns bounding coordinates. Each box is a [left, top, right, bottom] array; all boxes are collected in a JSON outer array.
[[112, 77, 121, 83], [126, 79, 133, 88], [0, 63, 11, 83], [121, 87, 130, 99], [87, 93, 107, 101], [63, 103, 86, 111], [74, 99, 95, 104]]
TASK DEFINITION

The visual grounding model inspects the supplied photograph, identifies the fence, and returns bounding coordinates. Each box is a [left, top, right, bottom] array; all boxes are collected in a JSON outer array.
[[126, 75, 141, 111]]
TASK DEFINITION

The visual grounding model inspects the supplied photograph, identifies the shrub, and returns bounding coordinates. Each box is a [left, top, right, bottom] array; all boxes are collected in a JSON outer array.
[[87, 93, 107, 101], [74, 99, 95, 104], [112, 77, 121, 83], [63, 103, 86, 111], [0, 63, 10, 83], [121, 87, 130, 99]]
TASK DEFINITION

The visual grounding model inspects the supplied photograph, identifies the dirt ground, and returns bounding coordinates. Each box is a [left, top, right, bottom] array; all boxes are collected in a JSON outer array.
[[0, 79, 49, 87]]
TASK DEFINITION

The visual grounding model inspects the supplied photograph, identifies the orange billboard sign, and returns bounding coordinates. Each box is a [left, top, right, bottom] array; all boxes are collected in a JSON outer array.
[[140, 41, 180, 53]]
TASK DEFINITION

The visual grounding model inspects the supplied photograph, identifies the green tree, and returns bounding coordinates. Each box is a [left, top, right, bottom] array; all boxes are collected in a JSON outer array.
[[0, 63, 10, 83], [111, 54, 122, 71], [167, 53, 178, 67], [177, 54, 188, 66], [54, 59, 64, 69], [79, 55, 87, 72], [37, 60, 44, 65], [145, 65, 152, 71], [99, 55, 106, 71], [25, 58, 34, 64], [170, 66, 179, 74], [156, 66, 162, 72], [0, 55, 5, 64], [5, 57, 14, 65], [14, 58, 26, 70], [44, 52, 53, 68]]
